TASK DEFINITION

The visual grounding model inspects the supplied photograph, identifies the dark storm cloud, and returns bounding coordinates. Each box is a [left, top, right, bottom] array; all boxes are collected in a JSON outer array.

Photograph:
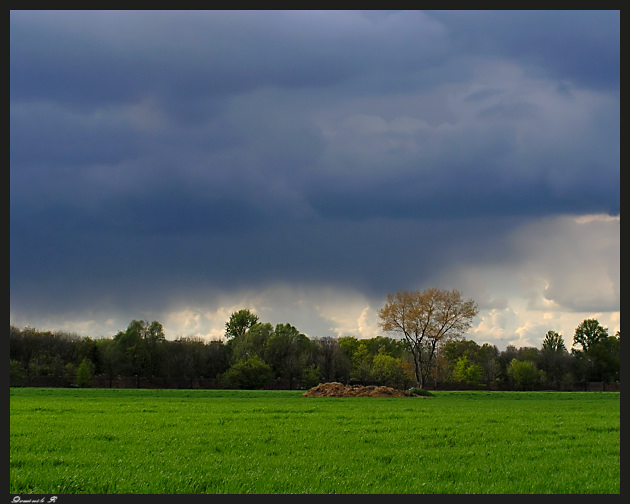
[[10, 11, 619, 336], [429, 10, 620, 91], [10, 11, 444, 109]]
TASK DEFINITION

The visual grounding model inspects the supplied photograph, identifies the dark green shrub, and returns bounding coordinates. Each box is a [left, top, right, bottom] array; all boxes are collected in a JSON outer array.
[[407, 388, 435, 397]]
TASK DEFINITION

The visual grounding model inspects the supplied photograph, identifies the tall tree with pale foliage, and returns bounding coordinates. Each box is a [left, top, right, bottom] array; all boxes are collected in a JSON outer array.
[[378, 288, 478, 389]]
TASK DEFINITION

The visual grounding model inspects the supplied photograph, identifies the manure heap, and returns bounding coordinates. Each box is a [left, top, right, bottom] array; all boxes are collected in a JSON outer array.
[[302, 382, 422, 398]]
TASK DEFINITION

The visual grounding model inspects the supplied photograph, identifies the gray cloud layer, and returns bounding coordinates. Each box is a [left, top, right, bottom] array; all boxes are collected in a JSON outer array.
[[10, 11, 619, 340]]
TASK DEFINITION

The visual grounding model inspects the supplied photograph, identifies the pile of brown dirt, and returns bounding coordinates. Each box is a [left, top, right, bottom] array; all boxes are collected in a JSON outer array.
[[302, 382, 420, 398]]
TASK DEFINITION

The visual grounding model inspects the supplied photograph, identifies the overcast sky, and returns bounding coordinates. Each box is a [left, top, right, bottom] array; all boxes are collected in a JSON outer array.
[[10, 10, 619, 349]]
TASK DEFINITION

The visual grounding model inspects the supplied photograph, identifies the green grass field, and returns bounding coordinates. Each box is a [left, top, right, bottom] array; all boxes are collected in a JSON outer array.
[[9, 388, 620, 494]]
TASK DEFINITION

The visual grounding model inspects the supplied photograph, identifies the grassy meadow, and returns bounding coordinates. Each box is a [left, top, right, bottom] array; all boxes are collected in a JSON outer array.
[[9, 388, 620, 494]]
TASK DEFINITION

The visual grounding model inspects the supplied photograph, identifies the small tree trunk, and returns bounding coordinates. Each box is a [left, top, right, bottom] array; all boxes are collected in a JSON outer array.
[[415, 365, 423, 389]]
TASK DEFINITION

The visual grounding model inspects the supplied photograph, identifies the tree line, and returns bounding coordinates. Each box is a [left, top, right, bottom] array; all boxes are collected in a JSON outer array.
[[9, 289, 620, 391]]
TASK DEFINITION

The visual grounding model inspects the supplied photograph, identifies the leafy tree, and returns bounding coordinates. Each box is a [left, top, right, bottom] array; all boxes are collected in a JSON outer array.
[[582, 335, 620, 383], [310, 336, 351, 383], [63, 362, 77, 385], [225, 309, 259, 340], [114, 319, 166, 386], [10, 359, 26, 386], [301, 364, 320, 389], [350, 342, 373, 384], [338, 336, 360, 361], [221, 355, 273, 389], [371, 349, 406, 388], [539, 331, 572, 388], [542, 330, 566, 352], [264, 323, 311, 388], [363, 336, 407, 358], [507, 359, 542, 390], [442, 339, 481, 364], [143, 320, 167, 379], [495, 344, 518, 382], [476, 343, 501, 384], [516, 346, 541, 364], [113, 323, 142, 371], [452, 355, 483, 386], [97, 338, 123, 388], [483, 358, 502, 387], [378, 288, 478, 389], [441, 339, 495, 385], [571, 319, 617, 384], [572, 319, 608, 353], [229, 322, 274, 363], [76, 358, 94, 387], [74, 336, 100, 374], [429, 351, 452, 385], [204, 340, 231, 383], [185, 336, 213, 384], [165, 338, 198, 387]]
